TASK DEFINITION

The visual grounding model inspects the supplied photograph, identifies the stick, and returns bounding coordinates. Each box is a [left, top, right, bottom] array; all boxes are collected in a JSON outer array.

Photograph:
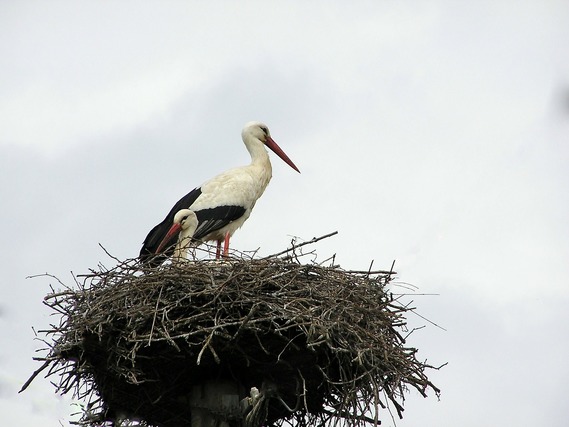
[[19, 360, 50, 393], [262, 231, 338, 259]]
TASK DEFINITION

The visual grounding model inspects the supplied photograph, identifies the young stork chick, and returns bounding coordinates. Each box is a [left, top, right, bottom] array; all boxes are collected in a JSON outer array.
[[139, 121, 300, 266], [155, 209, 198, 263]]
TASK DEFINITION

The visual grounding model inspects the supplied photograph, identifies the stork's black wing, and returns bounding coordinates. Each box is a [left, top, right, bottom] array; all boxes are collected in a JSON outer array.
[[139, 187, 202, 266], [193, 205, 246, 240]]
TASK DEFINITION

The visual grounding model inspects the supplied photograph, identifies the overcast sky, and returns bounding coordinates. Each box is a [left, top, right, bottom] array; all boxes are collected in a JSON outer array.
[[1, 1, 568, 426]]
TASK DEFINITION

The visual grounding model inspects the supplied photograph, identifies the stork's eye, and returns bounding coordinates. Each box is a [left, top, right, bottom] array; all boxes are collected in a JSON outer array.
[[261, 126, 268, 135]]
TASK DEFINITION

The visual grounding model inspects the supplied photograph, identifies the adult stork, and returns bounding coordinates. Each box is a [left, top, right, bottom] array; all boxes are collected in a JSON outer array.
[[139, 121, 300, 266], [155, 209, 199, 264]]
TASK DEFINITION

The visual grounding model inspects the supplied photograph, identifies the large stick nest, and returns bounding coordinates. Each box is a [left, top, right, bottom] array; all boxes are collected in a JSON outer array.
[[25, 239, 440, 427]]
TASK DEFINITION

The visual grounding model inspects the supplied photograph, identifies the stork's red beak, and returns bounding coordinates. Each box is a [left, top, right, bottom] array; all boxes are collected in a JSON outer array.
[[155, 223, 182, 254], [265, 136, 300, 173]]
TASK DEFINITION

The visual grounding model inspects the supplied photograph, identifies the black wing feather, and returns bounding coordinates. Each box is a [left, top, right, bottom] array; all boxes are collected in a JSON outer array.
[[193, 205, 247, 240]]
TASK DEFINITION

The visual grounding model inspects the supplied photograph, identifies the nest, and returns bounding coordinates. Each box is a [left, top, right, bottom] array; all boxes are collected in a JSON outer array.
[[24, 236, 440, 427]]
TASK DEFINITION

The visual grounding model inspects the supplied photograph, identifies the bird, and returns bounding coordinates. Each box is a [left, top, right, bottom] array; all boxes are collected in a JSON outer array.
[[139, 121, 300, 266], [154, 209, 198, 264]]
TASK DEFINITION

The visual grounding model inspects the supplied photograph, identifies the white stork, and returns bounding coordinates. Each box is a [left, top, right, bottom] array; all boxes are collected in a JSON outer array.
[[139, 121, 300, 265], [155, 209, 198, 263]]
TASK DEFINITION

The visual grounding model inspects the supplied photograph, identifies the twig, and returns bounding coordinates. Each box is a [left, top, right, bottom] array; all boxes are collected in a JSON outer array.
[[19, 360, 50, 393], [148, 285, 164, 345], [262, 231, 338, 259], [98, 243, 121, 262]]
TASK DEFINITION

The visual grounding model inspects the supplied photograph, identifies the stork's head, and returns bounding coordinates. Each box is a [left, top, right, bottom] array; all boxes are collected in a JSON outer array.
[[242, 121, 271, 142], [242, 121, 300, 173], [173, 209, 198, 232], [155, 209, 198, 254]]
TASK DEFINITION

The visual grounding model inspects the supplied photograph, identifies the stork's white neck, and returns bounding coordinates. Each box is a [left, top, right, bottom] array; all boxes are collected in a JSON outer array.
[[240, 133, 273, 200], [243, 134, 272, 173]]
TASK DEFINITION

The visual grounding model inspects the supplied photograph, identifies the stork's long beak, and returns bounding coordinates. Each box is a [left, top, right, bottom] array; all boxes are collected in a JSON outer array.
[[265, 136, 300, 173], [155, 223, 182, 254]]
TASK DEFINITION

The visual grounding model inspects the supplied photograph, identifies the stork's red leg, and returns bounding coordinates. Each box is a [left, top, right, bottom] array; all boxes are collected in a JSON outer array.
[[216, 240, 222, 259], [222, 232, 230, 257]]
